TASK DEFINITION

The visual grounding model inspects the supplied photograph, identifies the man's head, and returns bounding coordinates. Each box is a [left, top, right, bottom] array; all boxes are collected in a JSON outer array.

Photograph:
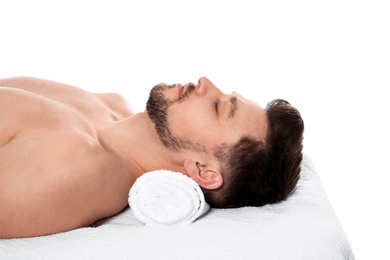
[[146, 77, 304, 208], [205, 99, 304, 208]]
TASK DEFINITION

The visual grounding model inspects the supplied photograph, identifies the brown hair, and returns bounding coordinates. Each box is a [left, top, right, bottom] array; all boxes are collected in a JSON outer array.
[[203, 99, 304, 208]]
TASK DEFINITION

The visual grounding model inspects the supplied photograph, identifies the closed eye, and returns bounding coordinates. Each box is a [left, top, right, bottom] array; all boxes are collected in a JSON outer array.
[[214, 102, 219, 112]]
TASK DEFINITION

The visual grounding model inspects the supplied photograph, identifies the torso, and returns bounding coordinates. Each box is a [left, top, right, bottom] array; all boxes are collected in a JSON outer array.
[[0, 78, 135, 238]]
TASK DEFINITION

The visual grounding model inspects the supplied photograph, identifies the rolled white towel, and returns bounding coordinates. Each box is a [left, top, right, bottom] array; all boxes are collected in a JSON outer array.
[[128, 169, 210, 225]]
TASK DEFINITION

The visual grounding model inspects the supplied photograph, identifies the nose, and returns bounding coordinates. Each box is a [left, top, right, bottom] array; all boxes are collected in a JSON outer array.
[[195, 77, 213, 96]]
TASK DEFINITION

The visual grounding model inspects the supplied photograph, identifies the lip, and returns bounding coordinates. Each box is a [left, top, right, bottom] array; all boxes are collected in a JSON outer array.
[[182, 83, 192, 96], [177, 83, 184, 97]]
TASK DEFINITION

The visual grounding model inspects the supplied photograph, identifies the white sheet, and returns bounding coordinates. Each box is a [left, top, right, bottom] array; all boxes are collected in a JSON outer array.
[[0, 154, 354, 260]]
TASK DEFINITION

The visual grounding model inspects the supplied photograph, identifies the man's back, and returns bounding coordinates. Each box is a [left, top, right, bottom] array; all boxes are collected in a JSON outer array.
[[0, 78, 134, 238]]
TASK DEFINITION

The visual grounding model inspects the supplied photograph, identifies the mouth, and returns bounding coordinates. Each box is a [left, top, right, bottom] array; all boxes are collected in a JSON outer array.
[[174, 82, 196, 102], [176, 83, 184, 97]]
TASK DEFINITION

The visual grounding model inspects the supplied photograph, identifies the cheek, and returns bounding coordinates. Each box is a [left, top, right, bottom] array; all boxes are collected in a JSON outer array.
[[168, 102, 243, 147], [169, 101, 206, 126], [168, 106, 217, 143], [170, 112, 208, 138]]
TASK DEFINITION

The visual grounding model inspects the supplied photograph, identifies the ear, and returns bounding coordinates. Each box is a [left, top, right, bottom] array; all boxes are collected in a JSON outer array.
[[183, 158, 223, 190]]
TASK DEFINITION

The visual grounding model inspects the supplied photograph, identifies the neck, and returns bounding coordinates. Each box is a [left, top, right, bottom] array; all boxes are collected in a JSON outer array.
[[99, 111, 185, 177]]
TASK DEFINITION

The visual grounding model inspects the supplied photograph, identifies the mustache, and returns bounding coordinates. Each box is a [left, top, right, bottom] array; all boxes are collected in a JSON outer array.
[[178, 82, 196, 103], [149, 81, 196, 104]]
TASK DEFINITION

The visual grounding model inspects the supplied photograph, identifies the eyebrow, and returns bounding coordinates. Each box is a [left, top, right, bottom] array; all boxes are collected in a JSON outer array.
[[226, 96, 238, 120]]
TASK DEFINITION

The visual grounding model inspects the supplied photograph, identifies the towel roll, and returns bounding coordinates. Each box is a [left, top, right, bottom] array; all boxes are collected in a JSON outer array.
[[128, 170, 210, 225]]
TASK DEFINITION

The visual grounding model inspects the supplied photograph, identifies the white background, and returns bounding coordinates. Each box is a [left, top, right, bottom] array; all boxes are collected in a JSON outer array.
[[1, 1, 389, 258]]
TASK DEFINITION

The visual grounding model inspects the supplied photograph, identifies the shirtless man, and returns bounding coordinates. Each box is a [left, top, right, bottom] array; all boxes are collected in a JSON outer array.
[[0, 76, 304, 238]]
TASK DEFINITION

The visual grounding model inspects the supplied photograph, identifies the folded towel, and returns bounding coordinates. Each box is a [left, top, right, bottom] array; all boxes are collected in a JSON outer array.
[[128, 169, 210, 225]]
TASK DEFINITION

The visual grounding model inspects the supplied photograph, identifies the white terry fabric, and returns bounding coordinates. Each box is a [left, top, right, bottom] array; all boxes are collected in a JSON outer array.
[[128, 170, 210, 225], [0, 154, 354, 260]]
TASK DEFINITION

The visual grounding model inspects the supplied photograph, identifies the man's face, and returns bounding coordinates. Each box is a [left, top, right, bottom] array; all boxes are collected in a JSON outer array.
[[146, 77, 268, 153], [146, 82, 203, 152]]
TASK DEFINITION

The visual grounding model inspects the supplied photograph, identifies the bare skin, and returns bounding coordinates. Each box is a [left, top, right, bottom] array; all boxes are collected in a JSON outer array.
[[0, 76, 267, 238], [0, 77, 140, 238]]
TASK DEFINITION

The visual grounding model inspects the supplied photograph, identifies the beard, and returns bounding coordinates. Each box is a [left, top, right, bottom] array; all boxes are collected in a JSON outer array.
[[146, 82, 203, 152]]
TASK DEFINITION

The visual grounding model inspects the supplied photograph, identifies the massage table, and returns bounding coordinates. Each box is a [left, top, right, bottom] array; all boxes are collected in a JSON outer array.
[[0, 154, 354, 259]]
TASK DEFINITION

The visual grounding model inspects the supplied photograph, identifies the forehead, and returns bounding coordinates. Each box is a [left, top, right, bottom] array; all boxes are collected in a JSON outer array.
[[234, 94, 268, 142]]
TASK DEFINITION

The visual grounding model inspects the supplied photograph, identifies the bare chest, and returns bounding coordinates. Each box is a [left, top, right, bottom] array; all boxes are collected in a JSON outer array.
[[0, 87, 134, 237], [1, 97, 133, 214], [0, 121, 133, 236], [2, 117, 133, 199]]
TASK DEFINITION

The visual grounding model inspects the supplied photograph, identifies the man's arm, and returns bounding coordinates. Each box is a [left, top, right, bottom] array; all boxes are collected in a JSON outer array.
[[0, 76, 134, 119], [0, 76, 91, 102]]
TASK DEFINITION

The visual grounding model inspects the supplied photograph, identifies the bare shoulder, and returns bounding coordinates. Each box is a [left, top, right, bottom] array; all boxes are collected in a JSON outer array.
[[95, 92, 134, 118], [0, 87, 57, 147], [0, 76, 134, 119], [0, 76, 97, 111], [0, 76, 88, 97], [0, 77, 133, 120]]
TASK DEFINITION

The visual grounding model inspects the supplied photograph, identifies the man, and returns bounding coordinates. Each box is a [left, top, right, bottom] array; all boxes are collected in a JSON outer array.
[[0, 76, 304, 238]]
